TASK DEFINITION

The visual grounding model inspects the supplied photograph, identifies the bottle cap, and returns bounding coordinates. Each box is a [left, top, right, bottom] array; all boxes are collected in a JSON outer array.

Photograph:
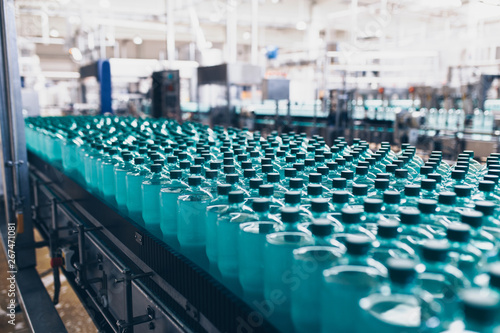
[[134, 157, 145, 165], [308, 219, 334, 237], [244, 169, 257, 178], [377, 219, 400, 239], [404, 184, 421, 197], [332, 190, 349, 204], [284, 191, 301, 205], [307, 184, 323, 196], [364, 198, 383, 213], [150, 164, 162, 173], [345, 234, 371, 255], [340, 170, 354, 180], [341, 207, 363, 224], [289, 178, 304, 189], [421, 179, 437, 191], [179, 161, 191, 170], [310, 198, 329, 213], [387, 258, 417, 285], [190, 165, 202, 175], [252, 198, 270, 212], [451, 170, 466, 180], [418, 199, 437, 214], [438, 191, 456, 205], [267, 172, 280, 183], [309, 173, 322, 184], [454, 185, 472, 197], [317, 166, 329, 176], [293, 163, 305, 172], [462, 289, 500, 326], [356, 166, 368, 176], [217, 184, 232, 195], [281, 207, 300, 224], [460, 210, 483, 228], [420, 166, 433, 175], [170, 170, 182, 179], [428, 173, 442, 183], [395, 169, 408, 178], [446, 223, 470, 243], [478, 180, 495, 192], [188, 176, 202, 186], [383, 190, 401, 204], [484, 175, 499, 184], [352, 184, 368, 196], [421, 240, 449, 262], [386, 164, 397, 174], [376, 173, 391, 179], [284, 168, 297, 178], [489, 263, 500, 290], [249, 178, 263, 189], [259, 184, 274, 197], [305, 159, 316, 167], [399, 207, 420, 225], [475, 201, 495, 216], [332, 177, 347, 189]]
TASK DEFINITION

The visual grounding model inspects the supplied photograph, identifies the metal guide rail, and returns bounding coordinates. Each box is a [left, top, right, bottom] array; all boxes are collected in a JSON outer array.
[[28, 151, 278, 333]]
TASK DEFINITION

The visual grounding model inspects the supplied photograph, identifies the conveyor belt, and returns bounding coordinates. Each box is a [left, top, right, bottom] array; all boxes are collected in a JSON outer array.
[[28, 151, 279, 333]]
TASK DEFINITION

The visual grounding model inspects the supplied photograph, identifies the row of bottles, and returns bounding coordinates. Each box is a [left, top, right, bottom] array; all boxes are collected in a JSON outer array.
[[25, 115, 500, 333]]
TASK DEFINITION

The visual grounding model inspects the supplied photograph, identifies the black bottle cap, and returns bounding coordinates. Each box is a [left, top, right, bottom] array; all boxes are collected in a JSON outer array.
[[217, 184, 232, 195], [286, 155, 297, 164], [475, 201, 495, 216], [188, 176, 202, 186], [421, 240, 450, 262], [307, 184, 323, 196], [305, 159, 316, 167], [134, 157, 145, 165], [194, 156, 205, 165], [317, 166, 329, 176], [296, 152, 306, 160], [169, 170, 182, 179], [352, 184, 368, 196], [308, 219, 334, 237], [252, 198, 270, 212], [332, 190, 349, 204], [428, 173, 442, 183], [122, 153, 133, 161], [399, 207, 420, 225], [261, 164, 274, 174], [395, 169, 408, 178], [438, 191, 456, 205], [284, 168, 297, 178], [383, 190, 401, 204], [209, 160, 221, 170], [315, 155, 325, 164], [462, 289, 500, 326], [249, 178, 263, 189], [285, 191, 301, 205], [420, 166, 433, 175], [289, 178, 304, 189], [446, 223, 471, 243], [451, 170, 466, 180], [405, 184, 421, 197], [150, 164, 162, 173], [259, 184, 274, 196], [386, 164, 397, 174], [335, 158, 346, 166], [364, 198, 383, 213], [190, 165, 202, 175], [341, 207, 363, 224], [387, 258, 417, 285], [461, 210, 483, 228], [226, 173, 240, 184], [228, 190, 245, 204], [377, 219, 400, 239], [244, 169, 257, 178], [261, 157, 272, 166], [326, 162, 338, 171], [356, 166, 369, 176], [418, 199, 437, 214], [267, 172, 280, 183], [309, 173, 322, 184], [223, 165, 236, 174], [345, 234, 371, 255], [421, 179, 437, 191], [479, 181, 496, 192], [311, 198, 329, 213], [344, 154, 353, 163], [489, 169, 500, 177], [332, 177, 347, 189], [281, 207, 300, 224], [341, 170, 354, 180], [454, 185, 472, 197], [484, 175, 499, 184], [293, 163, 305, 172]]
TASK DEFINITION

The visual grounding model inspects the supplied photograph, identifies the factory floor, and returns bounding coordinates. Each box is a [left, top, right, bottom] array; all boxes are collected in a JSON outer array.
[[0, 229, 97, 333]]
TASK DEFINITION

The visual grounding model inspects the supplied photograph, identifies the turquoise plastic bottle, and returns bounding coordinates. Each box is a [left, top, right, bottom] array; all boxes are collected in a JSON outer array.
[[264, 229, 314, 330], [420, 179, 438, 200], [159, 170, 188, 237], [321, 235, 387, 333], [258, 184, 285, 214], [100, 148, 121, 200], [61, 132, 80, 174], [353, 166, 374, 189], [362, 198, 383, 232], [419, 240, 470, 328], [114, 152, 134, 209], [177, 176, 213, 247], [460, 210, 499, 261], [398, 207, 434, 247], [216, 191, 257, 278], [446, 223, 483, 280], [291, 246, 342, 333], [382, 190, 401, 217], [371, 220, 415, 263], [238, 221, 281, 296], [475, 201, 500, 238], [359, 258, 440, 333], [205, 184, 232, 263], [125, 157, 150, 217], [402, 184, 420, 207], [368, 178, 390, 199], [334, 206, 377, 244], [142, 164, 170, 228]]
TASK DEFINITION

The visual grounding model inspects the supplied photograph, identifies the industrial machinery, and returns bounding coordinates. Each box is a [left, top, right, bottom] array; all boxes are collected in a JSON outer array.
[[151, 70, 181, 120]]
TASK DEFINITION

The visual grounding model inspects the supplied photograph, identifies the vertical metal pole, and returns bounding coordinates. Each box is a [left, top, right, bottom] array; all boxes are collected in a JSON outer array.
[[0, 0, 36, 268], [167, 0, 176, 68], [250, 0, 258, 103]]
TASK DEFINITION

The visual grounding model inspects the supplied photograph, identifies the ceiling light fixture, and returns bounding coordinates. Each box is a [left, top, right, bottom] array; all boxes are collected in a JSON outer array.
[[133, 36, 143, 45], [69, 47, 82, 62], [296, 21, 307, 30]]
